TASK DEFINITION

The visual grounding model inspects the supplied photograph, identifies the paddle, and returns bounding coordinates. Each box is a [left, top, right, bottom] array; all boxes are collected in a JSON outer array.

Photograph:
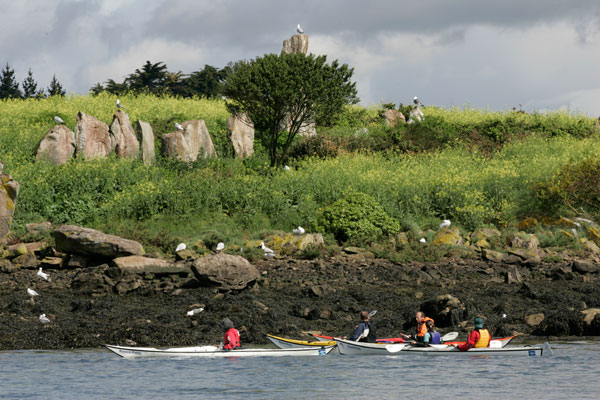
[[368, 310, 377, 318], [385, 331, 459, 353]]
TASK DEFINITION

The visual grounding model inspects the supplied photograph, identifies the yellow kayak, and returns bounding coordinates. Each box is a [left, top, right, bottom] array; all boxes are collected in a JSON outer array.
[[266, 334, 337, 349]]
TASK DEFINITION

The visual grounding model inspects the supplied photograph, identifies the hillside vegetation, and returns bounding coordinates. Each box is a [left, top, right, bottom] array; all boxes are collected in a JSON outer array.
[[1, 94, 599, 255]]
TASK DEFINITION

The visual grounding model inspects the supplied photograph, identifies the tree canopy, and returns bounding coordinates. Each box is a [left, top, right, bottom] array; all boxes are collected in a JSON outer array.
[[0, 63, 22, 99], [223, 53, 359, 166]]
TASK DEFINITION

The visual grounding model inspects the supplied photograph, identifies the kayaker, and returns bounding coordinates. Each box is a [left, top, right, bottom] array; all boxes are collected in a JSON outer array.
[[412, 319, 442, 347], [219, 318, 241, 350], [453, 317, 490, 351], [401, 311, 435, 344], [345, 311, 377, 342]]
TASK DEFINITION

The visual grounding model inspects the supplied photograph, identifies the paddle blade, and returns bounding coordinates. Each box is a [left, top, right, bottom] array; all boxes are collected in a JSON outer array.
[[385, 344, 407, 353], [368, 310, 377, 318], [441, 332, 459, 341]]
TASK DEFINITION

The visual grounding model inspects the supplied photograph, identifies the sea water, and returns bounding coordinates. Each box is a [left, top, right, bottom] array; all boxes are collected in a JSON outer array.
[[1, 342, 599, 399]]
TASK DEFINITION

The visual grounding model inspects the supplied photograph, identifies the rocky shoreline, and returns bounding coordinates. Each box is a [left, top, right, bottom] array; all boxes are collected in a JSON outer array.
[[1, 225, 599, 350]]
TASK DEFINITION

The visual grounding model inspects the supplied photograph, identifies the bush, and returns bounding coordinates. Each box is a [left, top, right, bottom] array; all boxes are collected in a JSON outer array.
[[316, 192, 400, 245]]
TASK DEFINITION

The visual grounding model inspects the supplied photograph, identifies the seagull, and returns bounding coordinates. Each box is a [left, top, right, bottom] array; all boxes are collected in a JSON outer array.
[[283, 165, 291, 171], [439, 219, 451, 229], [54, 116, 65, 124], [216, 242, 225, 251], [260, 241, 274, 254], [39, 314, 51, 324], [186, 307, 204, 317], [501, 313, 507, 319], [175, 243, 186, 252], [413, 96, 420, 105], [175, 123, 184, 131], [297, 24, 304, 34], [116, 99, 123, 109], [419, 238, 426, 243], [27, 288, 40, 297], [37, 267, 50, 281], [293, 226, 305, 235]]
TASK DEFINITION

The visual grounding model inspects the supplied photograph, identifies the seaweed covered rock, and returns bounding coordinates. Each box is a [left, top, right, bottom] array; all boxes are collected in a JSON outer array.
[[53, 225, 144, 258], [191, 253, 259, 290]]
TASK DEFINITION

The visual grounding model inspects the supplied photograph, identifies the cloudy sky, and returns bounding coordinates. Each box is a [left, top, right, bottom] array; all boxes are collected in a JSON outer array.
[[1, 0, 600, 114]]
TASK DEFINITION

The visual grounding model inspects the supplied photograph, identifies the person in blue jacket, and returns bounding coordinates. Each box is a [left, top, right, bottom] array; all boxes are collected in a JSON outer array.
[[347, 311, 377, 342]]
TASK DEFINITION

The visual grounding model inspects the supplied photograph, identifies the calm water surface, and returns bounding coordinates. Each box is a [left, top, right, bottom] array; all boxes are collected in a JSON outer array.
[[1, 342, 599, 399]]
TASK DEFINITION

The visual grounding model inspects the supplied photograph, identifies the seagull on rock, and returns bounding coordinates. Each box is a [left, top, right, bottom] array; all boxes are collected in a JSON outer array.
[[27, 288, 40, 297], [293, 226, 305, 235], [39, 314, 51, 324], [175, 243, 186, 252], [297, 24, 304, 34], [175, 122, 184, 131], [419, 238, 426, 243], [37, 267, 50, 281], [260, 241, 274, 254], [216, 242, 225, 251], [54, 116, 65, 124], [439, 219, 451, 229], [186, 307, 204, 317], [116, 99, 123, 109]]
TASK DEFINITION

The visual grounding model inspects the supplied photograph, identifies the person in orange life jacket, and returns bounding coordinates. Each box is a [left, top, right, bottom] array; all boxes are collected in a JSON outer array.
[[344, 311, 377, 342], [220, 318, 241, 350], [412, 319, 441, 347], [401, 311, 434, 343], [454, 317, 490, 351]]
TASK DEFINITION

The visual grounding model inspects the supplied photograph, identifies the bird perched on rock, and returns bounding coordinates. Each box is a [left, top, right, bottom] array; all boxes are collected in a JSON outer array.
[[260, 241, 274, 254], [419, 238, 426, 243], [175, 122, 184, 131], [439, 219, 451, 229], [186, 307, 204, 317], [39, 314, 51, 324], [116, 99, 123, 109], [283, 165, 291, 171], [54, 116, 65, 124], [27, 288, 40, 297], [175, 243, 186, 252], [216, 242, 225, 251], [37, 267, 50, 281], [293, 226, 305, 235], [413, 96, 420, 105], [297, 24, 304, 34]]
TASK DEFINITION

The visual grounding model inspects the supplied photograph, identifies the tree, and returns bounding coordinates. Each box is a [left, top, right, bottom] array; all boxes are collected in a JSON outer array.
[[185, 64, 229, 98], [223, 53, 358, 166], [125, 60, 168, 94], [165, 71, 187, 97], [47, 74, 66, 96], [103, 79, 128, 96], [89, 82, 105, 96], [0, 63, 23, 99], [22, 68, 43, 98]]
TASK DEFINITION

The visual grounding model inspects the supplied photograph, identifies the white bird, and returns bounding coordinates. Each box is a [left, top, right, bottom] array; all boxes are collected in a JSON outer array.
[[501, 313, 507, 319], [264, 252, 276, 259], [175, 122, 184, 131], [439, 219, 451, 229], [216, 242, 225, 251], [293, 226, 305, 235], [413, 96, 420, 105], [175, 242, 186, 252], [37, 267, 50, 281], [54, 116, 65, 124], [260, 241, 274, 254], [27, 288, 39, 297], [283, 165, 291, 171], [186, 307, 204, 317], [419, 238, 426, 243], [39, 314, 51, 324], [297, 24, 304, 34], [116, 99, 123, 109]]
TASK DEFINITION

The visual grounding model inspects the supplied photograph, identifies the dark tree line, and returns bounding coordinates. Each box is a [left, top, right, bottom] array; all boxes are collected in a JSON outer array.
[[90, 60, 232, 98], [0, 63, 65, 99]]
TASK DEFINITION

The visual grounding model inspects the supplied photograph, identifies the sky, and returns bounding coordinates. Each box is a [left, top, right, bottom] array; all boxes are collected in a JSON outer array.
[[1, 0, 600, 114]]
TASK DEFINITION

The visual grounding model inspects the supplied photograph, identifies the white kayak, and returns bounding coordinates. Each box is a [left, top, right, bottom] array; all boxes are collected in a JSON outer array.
[[336, 338, 549, 356], [104, 344, 334, 358]]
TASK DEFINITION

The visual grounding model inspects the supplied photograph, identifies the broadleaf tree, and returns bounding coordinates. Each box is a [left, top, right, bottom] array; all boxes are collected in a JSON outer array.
[[223, 53, 359, 166]]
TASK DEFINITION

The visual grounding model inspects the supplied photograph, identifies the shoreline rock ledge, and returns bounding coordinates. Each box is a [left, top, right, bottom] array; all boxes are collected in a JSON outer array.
[[53, 225, 145, 258]]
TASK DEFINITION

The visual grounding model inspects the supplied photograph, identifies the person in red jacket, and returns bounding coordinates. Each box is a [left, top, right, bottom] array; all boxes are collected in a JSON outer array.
[[455, 317, 491, 351], [220, 318, 241, 350]]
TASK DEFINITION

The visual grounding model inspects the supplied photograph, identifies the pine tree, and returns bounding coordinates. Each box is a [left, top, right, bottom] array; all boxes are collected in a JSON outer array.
[[0, 63, 23, 99], [22, 68, 40, 98], [89, 82, 105, 96], [47, 74, 66, 96]]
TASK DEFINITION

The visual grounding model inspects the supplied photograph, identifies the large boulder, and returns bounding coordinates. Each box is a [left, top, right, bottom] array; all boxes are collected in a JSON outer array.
[[53, 225, 144, 258], [382, 109, 406, 127], [0, 163, 19, 242], [112, 256, 188, 275], [163, 120, 216, 162], [109, 110, 139, 159], [36, 125, 76, 165], [75, 111, 111, 159], [227, 113, 254, 158], [432, 227, 463, 246], [137, 120, 155, 165], [282, 34, 309, 54], [191, 253, 259, 290]]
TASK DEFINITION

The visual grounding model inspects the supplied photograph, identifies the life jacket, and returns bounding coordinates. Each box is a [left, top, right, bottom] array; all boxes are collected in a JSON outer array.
[[358, 322, 377, 343], [416, 317, 434, 338], [223, 328, 241, 350], [429, 331, 441, 344], [474, 329, 490, 348]]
